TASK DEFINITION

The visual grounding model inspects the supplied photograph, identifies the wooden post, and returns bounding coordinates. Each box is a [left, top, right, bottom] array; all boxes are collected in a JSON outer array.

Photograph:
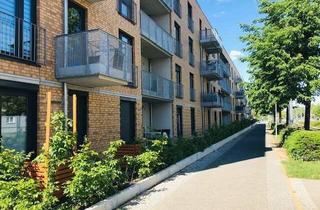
[[44, 92, 52, 153], [72, 94, 77, 134]]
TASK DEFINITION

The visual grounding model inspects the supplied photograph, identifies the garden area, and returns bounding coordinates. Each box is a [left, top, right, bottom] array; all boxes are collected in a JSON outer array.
[[0, 110, 255, 210], [273, 125, 320, 180]]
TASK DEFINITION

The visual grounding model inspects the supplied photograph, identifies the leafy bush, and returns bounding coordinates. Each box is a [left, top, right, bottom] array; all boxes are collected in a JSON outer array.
[[284, 130, 320, 161], [0, 146, 29, 181], [64, 140, 123, 208], [279, 126, 299, 146]]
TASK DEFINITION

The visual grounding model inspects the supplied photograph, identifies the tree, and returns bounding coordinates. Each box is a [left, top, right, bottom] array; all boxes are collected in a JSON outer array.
[[241, 0, 320, 130]]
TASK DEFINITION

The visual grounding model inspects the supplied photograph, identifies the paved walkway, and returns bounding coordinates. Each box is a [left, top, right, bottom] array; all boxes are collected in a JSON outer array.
[[121, 124, 303, 210]]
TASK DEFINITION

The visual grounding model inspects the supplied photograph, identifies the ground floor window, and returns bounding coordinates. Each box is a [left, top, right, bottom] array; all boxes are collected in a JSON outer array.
[[191, 107, 195, 135], [176, 106, 183, 137], [0, 83, 37, 154]]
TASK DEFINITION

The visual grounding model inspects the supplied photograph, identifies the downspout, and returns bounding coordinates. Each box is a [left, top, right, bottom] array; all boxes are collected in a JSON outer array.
[[63, 0, 68, 119]]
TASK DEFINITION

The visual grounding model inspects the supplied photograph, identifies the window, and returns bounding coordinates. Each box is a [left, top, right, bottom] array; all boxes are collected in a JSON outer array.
[[68, 1, 86, 33], [119, 31, 135, 86], [6, 116, 16, 124], [0, 0, 37, 62], [189, 37, 194, 66], [176, 106, 183, 137], [173, 0, 181, 17], [189, 73, 195, 101], [187, 2, 193, 32], [176, 65, 182, 84], [214, 111, 217, 124], [191, 107, 196, 135], [174, 22, 181, 42], [199, 19, 202, 31], [190, 73, 194, 89], [117, 0, 135, 23]]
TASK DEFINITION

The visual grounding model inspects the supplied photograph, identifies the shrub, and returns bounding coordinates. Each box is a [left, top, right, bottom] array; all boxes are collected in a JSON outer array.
[[0, 145, 29, 181], [279, 126, 299, 146], [64, 140, 123, 208], [284, 130, 320, 161]]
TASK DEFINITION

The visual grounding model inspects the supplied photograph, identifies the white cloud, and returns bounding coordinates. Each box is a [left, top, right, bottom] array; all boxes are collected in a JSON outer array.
[[230, 50, 243, 61]]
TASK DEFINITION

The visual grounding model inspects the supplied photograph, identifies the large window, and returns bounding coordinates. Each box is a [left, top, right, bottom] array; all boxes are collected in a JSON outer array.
[[119, 31, 135, 86], [0, 0, 37, 62], [0, 82, 37, 155], [176, 106, 183, 137]]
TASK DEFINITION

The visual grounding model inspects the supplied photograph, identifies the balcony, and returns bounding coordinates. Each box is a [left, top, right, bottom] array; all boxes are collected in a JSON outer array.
[[140, 11, 174, 57], [86, 0, 104, 3], [176, 83, 184, 99], [140, 0, 172, 16], [0, 11, 46, 64], [142, 70, 174, 101], [235, 90, 245, 99], [200, 29, 223, 53], [202, 93, 221, 108], [190, 88, 196, 101], [235, 105, 245, 113], [219, 79, 231, 95], [173, 0, 181, 17], [189, 52, 195, 66], [55, 29, 133, 87], [188, 17, 194, 32], [200, 60, 223, 80], [175, 40, 183, 58]]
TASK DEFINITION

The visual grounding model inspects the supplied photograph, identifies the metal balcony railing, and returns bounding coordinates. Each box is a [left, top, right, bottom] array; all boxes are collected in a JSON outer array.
[[55, 29, 133, 85], [200, 28, 223, 48], [0, 11, 46, 64], [176, 83, 184, 98], [188, 16, 194, 32], [202, 93, 221, 108], [140, 10, 174, 54], [189, 52, 195, 66], [200, 60, 224, 79], [117, 0, 137, 24], [175, 40, 183, 58], [142, 70, 174, 101], [173, 0, 181, 17], [219, 79, 232, 95], [190, 88, 196, 101]]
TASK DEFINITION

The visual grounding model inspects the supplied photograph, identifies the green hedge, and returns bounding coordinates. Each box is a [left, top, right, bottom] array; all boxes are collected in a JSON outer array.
[[279, 126, 299, 146], [284, 130, 320, 161]]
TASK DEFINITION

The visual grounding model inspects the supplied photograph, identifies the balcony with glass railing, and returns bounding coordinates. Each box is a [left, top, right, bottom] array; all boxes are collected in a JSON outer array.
[[235, 90, 245, 99], [55, 29, 133, 87], [140, 10, 174, 56], [200, 28, 223, 53], [0, 11, 46, 64], [202, 93, 221, 108], [176, 83, 184, 99], [142, 70, 174, 101], [140, 0, 172, 15], [219, 79, 232, 95], [200, 60, 224, 80]]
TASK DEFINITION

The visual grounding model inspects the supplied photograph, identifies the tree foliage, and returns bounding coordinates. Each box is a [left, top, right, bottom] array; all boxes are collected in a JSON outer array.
[[241, 0, 320, 129]]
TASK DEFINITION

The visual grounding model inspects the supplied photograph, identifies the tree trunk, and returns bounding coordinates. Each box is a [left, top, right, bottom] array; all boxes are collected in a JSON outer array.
[[304, 101, 311, 130], [286, 106, 289, 126], [278, 107, 282, 123]]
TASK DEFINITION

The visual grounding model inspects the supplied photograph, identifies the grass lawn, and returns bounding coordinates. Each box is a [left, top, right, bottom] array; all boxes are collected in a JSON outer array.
[[283, 160, 320, 180]]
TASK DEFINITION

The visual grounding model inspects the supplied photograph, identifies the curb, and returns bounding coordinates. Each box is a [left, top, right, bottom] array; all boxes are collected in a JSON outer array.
[[86, 123, 257, 210]]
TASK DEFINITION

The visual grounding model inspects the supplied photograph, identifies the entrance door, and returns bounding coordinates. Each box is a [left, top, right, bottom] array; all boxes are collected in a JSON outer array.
[[176, 106, 183, 137], [120, 100, 135, 143], [0, 86, 37, 154], [68, 90, 87, 148]]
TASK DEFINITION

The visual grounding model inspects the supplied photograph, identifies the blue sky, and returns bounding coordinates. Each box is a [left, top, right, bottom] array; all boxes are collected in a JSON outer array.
[[197, 0, 260, 82]]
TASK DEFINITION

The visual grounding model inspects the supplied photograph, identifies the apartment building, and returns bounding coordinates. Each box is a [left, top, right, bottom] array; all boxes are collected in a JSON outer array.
[[0, 0, 246, 155]]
